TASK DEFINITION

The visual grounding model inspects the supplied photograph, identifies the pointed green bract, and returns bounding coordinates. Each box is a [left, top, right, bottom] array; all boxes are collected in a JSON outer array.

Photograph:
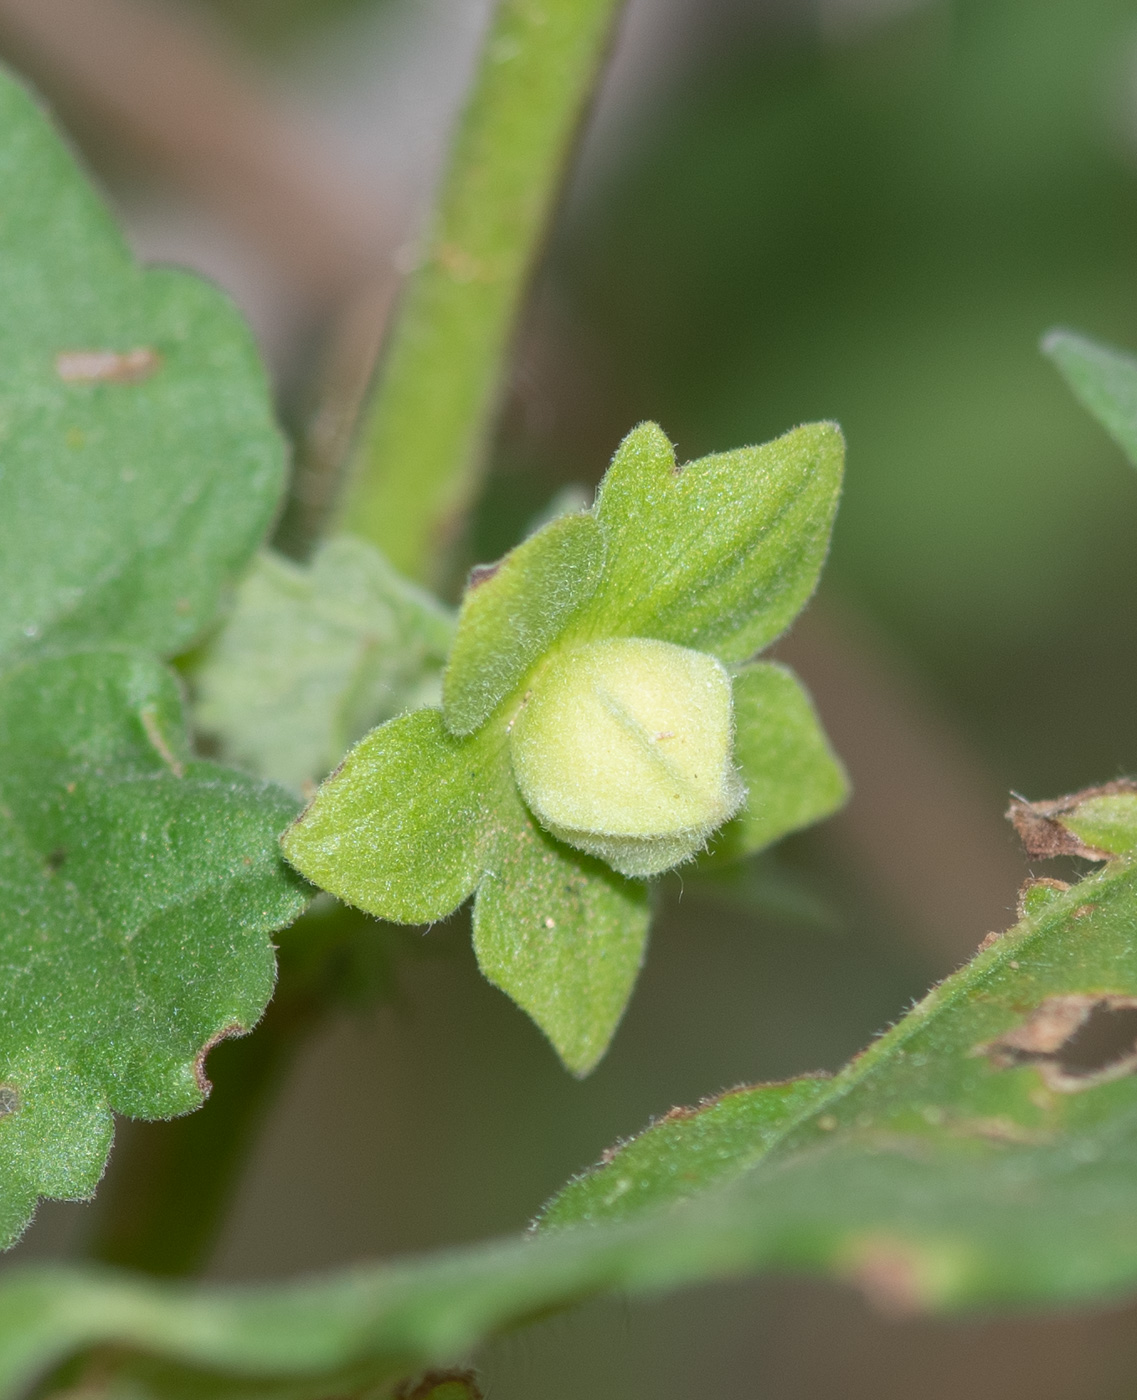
[[442, 511, 605, 735], [709, 661, 848, 863], [192, 538, 455, 792], [1044, 329, 1137, 469], [473, 782, 650, 1075], [0, 649, 307, 1244], [0, 70, 284, 662], [290, 420, 846, 1070], [573, 421, 843, 663], [282, 710, 496, 924]]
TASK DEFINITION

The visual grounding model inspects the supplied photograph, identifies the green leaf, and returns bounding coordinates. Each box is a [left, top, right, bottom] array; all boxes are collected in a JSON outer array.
[[191, 537, 454, 792], [1044, 329, 1137, 468], [572, 421, 843, 663], [0, 649, 306, 1244], [473, 780, 650, 1076], [282, 710, 497, 924], [537, 1076, 831, 1228], [15, 849, 1137, 1381], [708, 661, 848, 863], [441, 512, 605, 736], [1062, 795, 1137, 855], [0, 68, 284, 662]]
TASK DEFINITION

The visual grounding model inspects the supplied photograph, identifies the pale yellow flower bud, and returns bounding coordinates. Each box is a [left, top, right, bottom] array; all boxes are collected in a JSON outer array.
[[509, 637, 744, 877]]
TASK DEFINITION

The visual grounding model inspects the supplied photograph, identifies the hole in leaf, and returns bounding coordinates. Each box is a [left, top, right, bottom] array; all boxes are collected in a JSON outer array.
[[0, 1087, 19, 1117], [1056, 1004, 1137, 1075], [982, 995, 1137, 1092]]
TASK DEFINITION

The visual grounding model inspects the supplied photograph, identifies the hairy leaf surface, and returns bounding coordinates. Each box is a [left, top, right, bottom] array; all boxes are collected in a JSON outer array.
[[442, 512, 605, 735], [473, 781, 650, 1075], [709, 661, 848, 863], [282, 710, 497, 924], [0, 650, 307, 1244], [11, 850, 1137, 1380], [572, 421, 843, 662], [192, 538, 454, 792], [0, 70, 284, 662]]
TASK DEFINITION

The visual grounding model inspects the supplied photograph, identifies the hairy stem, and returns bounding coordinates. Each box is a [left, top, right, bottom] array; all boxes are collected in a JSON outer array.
[[337, 0, 625, 585]]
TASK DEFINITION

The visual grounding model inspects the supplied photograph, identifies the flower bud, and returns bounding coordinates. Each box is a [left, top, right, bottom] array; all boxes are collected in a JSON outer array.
[[509, 637, 743, 877]]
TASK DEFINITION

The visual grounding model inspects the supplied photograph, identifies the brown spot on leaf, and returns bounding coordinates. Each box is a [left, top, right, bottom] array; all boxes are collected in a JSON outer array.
[[842, 1238, 928, 1317], [1007, 781, 1137, 860], [980, 994, 1137, 1092], [193, 1023, 245, 1096], [55, 347, 161, 384], [1016, 876, 1070, 919], [467, 561, 501, 591], [659, 1104, 697, 1124], [977, 930, 1002, 952], [1072, 904, 1098, 920], [0, 1086, 20, 1117]]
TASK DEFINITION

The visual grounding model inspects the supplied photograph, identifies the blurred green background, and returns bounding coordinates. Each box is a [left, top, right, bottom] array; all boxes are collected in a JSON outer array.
[[8, 0, 1137, 1394]]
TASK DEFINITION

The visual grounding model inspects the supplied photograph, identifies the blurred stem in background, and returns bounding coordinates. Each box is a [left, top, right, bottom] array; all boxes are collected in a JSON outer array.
[[336, 0, 626, 588]]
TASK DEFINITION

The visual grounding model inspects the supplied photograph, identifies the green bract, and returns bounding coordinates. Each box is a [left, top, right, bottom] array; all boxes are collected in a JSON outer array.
[[284, 420, 848, 1073]]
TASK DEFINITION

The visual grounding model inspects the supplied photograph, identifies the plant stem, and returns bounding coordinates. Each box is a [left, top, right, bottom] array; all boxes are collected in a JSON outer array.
[[337, 0, 626, 585]]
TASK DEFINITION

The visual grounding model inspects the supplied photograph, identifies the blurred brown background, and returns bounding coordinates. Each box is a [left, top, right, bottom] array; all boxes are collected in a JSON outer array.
[[5, 0, 1137, 1394]]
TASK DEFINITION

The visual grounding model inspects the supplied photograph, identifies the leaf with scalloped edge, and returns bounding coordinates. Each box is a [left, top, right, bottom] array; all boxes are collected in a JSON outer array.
[[0, 648, 307, 1246], [14, 837, 1137, 1390], [0, 67, 284, 663]]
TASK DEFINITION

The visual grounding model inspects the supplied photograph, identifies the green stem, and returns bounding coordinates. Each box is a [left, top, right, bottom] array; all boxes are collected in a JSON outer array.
[[337, 0, 626, 585]]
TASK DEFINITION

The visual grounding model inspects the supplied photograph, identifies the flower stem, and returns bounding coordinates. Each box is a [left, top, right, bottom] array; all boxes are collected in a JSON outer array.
[[336, 0, 626, 585]]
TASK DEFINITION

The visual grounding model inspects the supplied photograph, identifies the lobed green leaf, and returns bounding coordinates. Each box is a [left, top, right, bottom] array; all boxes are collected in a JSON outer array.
[[441, 512, 605, 736], [571, 420, 843, 663], [0, 650, 307, 1244], [473, 780, 650, 1076], [0, 69, 284, 662], [191, 537, 454, 793]]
